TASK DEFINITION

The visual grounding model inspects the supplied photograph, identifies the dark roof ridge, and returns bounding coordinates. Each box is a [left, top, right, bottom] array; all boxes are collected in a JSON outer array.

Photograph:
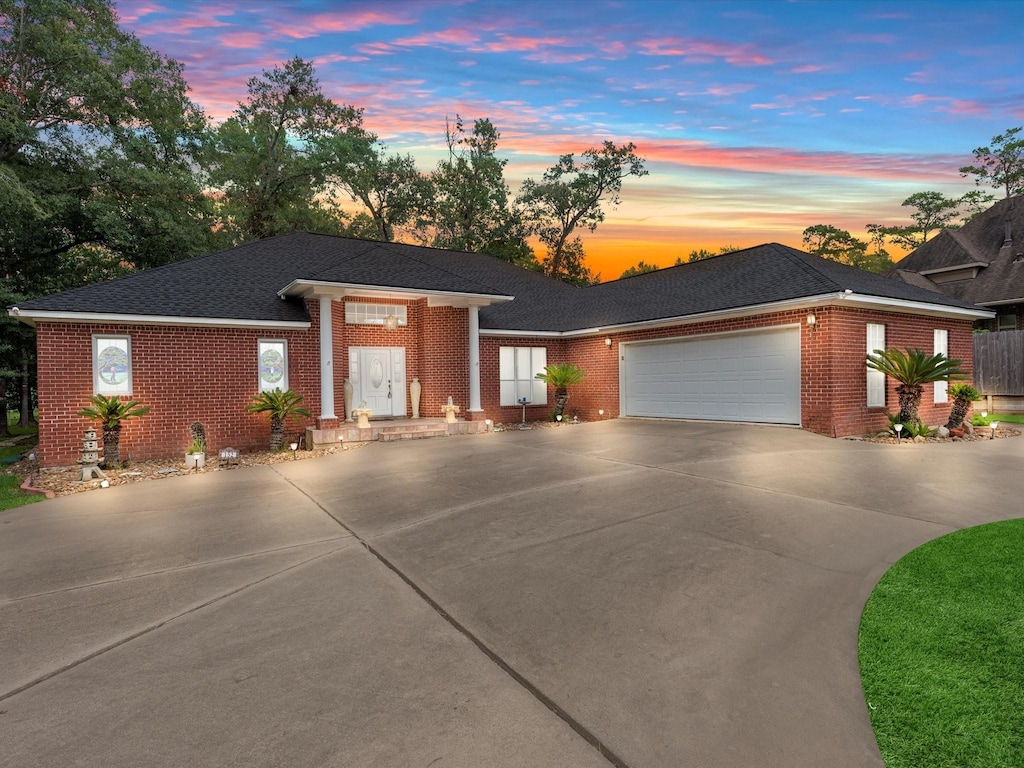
[[764, 242, 844, 293]]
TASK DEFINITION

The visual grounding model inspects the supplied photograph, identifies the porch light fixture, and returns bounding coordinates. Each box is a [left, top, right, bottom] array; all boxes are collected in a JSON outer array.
[[383, 313, 399, 331], [806, 311, 817, 329], [598, 409, 605, 416], [605, 337, 612, 348]]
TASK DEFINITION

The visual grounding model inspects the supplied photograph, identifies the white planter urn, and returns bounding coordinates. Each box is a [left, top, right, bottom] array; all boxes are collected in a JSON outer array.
[[185, 452, 206, 469], [344, 378, 354, 422], [410, 377, 422, 418]]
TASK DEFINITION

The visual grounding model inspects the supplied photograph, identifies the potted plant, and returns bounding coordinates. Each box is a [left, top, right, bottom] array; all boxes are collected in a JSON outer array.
[[184, 421, 207, 468], [77, 394, 151, 468], [246, 388, 310, 451], [535, 363, 587, 421]]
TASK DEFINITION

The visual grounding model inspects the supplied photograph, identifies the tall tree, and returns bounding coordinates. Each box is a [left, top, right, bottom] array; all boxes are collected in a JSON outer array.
[[960, 126, 1024, 199], [0, 0, 216, 293], [206, 57, 365, 241], [326, 136, 431, 242], [428, 116, 533, 264], [519, 141, 647, 281], [802, 224, 893, 274], [867, 190, 995, 253]]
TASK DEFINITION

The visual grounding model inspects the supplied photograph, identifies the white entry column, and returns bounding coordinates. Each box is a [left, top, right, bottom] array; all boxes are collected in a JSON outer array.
[[319, 296, 337, 420], [468, 304, 482, 412]]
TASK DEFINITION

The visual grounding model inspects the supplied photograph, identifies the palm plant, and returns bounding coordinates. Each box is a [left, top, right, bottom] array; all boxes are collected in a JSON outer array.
[[946, 383, 981, 429], [865, 348, 964, 424], [535, 363, 586, 420], [78, 394, 151, 468], [246, 388, 310, 451]]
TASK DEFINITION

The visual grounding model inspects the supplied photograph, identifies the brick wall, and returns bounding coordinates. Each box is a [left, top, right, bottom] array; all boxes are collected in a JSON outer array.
[[482, 306, 974, 437], [36, 319, 319, 467], [479, 336, 568, 423]]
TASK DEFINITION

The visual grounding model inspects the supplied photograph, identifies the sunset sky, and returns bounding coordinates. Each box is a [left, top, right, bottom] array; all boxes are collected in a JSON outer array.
[[114, 0, 1024, 278]]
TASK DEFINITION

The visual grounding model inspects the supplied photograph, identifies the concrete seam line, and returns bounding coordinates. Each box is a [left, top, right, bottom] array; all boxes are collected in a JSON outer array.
[[275, 469, 634, 768], [1, 536, 353, 605], [0, 546, 345, 704]]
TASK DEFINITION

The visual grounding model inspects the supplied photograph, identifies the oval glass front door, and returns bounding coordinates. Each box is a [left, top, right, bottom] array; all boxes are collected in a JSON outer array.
[[370, 357, 384, 388]]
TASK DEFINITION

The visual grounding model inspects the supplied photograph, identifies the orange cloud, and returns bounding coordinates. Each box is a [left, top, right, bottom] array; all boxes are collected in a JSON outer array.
[[219, 31, 266, 49]]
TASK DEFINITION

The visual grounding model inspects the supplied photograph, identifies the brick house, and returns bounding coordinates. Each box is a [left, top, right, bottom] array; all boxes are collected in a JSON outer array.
[[889, 195, 1024, 332], [9, 233, 991, 466]]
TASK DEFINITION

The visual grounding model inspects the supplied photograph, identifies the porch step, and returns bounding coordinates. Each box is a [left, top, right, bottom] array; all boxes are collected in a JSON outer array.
[[376, 424, 449, 441]]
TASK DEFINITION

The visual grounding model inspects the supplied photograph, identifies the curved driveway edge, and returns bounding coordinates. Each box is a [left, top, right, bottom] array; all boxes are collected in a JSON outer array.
[[2, 421, 1019, 767]]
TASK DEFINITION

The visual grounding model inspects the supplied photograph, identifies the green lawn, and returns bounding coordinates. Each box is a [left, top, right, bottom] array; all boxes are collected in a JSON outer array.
[[975, 413, 1024, 425], [1, 411, 42, 509], [859, 519, 1024, 767], [0, 474, 44, 511]]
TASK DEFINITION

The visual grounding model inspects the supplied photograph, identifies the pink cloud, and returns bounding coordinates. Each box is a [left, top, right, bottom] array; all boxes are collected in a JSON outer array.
[[219, 31, 266, 49], [268, 9, 417, 39], [791, 64, 824, 74], [524, 51, 592, 64], [483, 34, 569, 53], [114, 1, 167, 23], [939, 99, 991, 117], [354, 42, 400, 56], [313, 53, 370, 65], [394, 28, 482, 47], [637, 37, 775, 66]]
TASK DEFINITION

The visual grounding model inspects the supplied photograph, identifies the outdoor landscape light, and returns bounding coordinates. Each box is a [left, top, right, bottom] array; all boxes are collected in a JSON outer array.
[[598, 409, 605, 416], [894, 423, 904, 443], [556, 414, 563, 422], [289, 441, 298, 458], [982, 411, 988, 418], [991, 421, 999, 439]]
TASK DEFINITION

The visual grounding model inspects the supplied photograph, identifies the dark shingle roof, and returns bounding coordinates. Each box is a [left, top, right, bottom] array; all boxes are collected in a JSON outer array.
[[890, 196, 1024, 305], [15, 233, 983, 331]]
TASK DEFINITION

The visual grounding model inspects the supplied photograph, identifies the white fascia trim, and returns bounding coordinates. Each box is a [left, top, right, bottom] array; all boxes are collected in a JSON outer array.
[[277, 279, 514, 306], [918, 261, 989, 276], [839, 294, 994, 319], [977, 298, 1024, 307], [479, 291, 992, 338], [7, 309, 311, 330]]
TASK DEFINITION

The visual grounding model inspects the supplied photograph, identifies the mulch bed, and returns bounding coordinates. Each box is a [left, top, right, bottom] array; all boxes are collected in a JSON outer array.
[[853, 426, 1021, 444]]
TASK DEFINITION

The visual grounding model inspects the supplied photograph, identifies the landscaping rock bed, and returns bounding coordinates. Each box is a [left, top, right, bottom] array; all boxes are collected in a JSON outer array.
[[3, 443, 362, 498], [854, 426, 1021, 444]]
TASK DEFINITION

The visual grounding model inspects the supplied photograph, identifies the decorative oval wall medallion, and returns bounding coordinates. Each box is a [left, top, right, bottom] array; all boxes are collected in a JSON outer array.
[[370, 358, 384, 388]]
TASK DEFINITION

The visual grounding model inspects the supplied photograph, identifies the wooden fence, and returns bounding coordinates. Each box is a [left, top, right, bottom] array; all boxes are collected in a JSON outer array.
[[974, 330, 1024, 395]]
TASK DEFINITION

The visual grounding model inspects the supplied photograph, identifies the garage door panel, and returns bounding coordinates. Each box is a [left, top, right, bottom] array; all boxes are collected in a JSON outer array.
[[624, 328, 800, 424]]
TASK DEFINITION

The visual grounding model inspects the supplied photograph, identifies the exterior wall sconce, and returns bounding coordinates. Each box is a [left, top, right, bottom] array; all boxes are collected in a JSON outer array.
[[605, 337, 612, 348], [806, 311, 818, 330], [383, 313, 399, 331]]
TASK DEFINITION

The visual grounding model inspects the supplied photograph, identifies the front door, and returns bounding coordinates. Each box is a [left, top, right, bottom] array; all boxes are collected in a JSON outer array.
[[352, 347, 406, 418]]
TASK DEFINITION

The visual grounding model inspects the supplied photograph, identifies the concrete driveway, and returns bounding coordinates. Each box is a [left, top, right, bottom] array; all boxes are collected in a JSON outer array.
[[2, 420, 1021, 768]]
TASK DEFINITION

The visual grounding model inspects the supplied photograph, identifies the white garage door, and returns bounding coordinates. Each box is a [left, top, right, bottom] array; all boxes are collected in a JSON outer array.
[[623, 327, 800, 424]]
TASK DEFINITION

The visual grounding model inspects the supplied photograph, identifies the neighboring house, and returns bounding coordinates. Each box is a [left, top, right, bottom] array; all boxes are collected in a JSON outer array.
[[9, 233, 991, 466], [890, 195, 1024, 332]]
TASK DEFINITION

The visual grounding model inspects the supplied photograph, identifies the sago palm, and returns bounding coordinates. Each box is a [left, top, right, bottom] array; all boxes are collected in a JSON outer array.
[[535, 363, 586, 419], [865, 348, 964, 425], [78, 394, 151, 468], [246, 388, 310, 451], [946, 383, 980, 429]]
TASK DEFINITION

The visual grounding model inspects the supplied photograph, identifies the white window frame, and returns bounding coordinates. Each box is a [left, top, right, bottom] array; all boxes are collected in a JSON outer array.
[[344, 303, 408, 327], [92, 334, 132, 395], [933, 329, 948, 403], [258, 339, 289, 393], [866, 323, 886, 408], [499, 347, 548, 406]]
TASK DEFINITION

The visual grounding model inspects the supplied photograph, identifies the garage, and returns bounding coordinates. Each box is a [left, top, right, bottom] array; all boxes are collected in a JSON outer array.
[[622, 327, 801, 424]]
